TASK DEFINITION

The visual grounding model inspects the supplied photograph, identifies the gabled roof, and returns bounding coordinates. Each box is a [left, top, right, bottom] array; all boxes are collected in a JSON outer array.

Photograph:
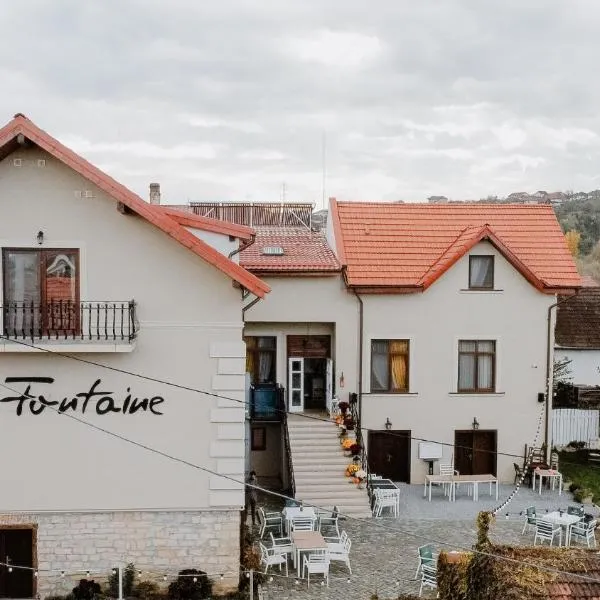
[[0, 114, 269, 298], [240, 228, 340, 274], [556, 284, 600, 349], [330, 199, 582, 293], [153, 206, 254, 241]]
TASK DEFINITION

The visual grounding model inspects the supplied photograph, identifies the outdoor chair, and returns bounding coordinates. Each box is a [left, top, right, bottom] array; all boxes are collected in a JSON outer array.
[[414, 544, 437, 579], [534, 520, 562, 546], [268, 531, 293, 559], [373, 489, 398, 517], [419, 564, 437, 597], [291, 516, 316, 531], [439, 463, 458, 496], [259, 542, 288, 575], [325, 529, 352, 574], [302, 551, 330, 587], [258, 507, 282, 539], [522, 506, 537, 535], [551, 451, 559, 470], [318, 506, 339, 536], [570, 519, 597, 548], [567, 505, 585, 518]]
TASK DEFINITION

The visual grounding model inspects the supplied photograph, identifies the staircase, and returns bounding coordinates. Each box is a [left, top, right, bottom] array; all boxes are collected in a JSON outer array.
[[287, 414, 372, 518]]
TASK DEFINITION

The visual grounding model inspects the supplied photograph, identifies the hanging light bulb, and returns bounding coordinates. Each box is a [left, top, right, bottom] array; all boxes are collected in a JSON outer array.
[[193, 577, 197, 583], [86, 571, 90, 579], [8, 567, 12, 573], [34, 571, 38, 578], [61, 571, 65, 578], [268, 577, 273, 583], [347, 577, 351, 584], [320, 581, 324, 586], [294, 579, 299, 586], [112, 569, 117, 576], [163, 575, 167, 582], [220, 574, 224, 581], [138, 570, 142, 578]]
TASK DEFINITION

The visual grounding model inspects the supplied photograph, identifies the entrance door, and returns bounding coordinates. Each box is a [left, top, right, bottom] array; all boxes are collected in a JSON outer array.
[[454, 431, 497, 476], [0, 528, 34, 598], [288, 358, 304, 413], [368, 430, 411, 483]]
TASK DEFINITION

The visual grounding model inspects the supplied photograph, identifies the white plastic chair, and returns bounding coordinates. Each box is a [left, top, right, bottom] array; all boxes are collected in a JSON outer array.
[[438, 464, 458, 496], [318, 506, 339, 536], [291, 517, 316, 531], [419, 563, 437, 597], [325, 530, 351, 574], [570, 519, 597, 548], [521, 506, 537, 535], [258, 507, 282, 538], [302, 551, 330, 587], [373, 489, 398, 517], [534, 520, 562, 546], [259, 542, 288, 575], [268, 531, 293, 558]]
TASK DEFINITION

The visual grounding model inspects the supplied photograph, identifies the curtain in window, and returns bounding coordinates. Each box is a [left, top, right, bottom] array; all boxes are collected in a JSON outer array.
[[371, 341, 389, 390], [258, 351, 273, 383], [244, 338, 256, 381], [470, 257, 493, 287], [458, 341, 476, 390], [477, 341, 495, 389], [3, 251, 41, 334], [390, 340, 409, 391]]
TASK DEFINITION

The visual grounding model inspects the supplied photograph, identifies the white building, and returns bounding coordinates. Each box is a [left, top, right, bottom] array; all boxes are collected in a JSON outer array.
[[0, 114, 269, 597]]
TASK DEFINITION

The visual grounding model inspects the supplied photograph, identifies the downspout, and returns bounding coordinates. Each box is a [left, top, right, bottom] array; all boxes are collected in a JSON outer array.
[[228, 233, 256, 260], [544, 289, 580, 459]]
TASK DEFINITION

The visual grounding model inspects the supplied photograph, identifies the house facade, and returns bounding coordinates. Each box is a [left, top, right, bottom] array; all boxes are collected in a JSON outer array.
[[0, 115, 269, 597], [238, 200, 581, 494], [555, 279, 600, 386]]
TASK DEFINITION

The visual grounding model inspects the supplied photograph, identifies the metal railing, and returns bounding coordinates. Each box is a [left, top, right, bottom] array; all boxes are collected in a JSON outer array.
[[350, 392, 373, 498], [281, 393, 295, 498], [2, 300, 138, 342]]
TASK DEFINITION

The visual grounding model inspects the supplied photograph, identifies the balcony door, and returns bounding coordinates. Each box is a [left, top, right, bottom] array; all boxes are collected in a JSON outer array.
[[3, 249, 79, 338]]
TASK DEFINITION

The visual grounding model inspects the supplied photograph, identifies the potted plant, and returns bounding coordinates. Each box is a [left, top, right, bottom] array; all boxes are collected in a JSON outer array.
[[349, 443, 362, 458], [341, 438, 355, 452], [574, 487, 594, 504], [344, 415, 355, 431], [355, 469, 367, 488], [338, 401, 350, 416]]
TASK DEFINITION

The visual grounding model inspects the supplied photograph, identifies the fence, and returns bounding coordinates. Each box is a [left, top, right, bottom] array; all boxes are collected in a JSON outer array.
[[552, 408, 600, 446]]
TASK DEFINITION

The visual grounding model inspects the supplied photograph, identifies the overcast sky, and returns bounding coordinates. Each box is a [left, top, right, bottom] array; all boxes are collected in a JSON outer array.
[[2, 1, 600, 206]]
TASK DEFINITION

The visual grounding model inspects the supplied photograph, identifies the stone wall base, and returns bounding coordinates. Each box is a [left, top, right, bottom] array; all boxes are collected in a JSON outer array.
[[0, 509, 241, 598]]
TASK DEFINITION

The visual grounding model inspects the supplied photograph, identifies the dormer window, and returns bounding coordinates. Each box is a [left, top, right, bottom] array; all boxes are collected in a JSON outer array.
[[469, 255, 494, 289]]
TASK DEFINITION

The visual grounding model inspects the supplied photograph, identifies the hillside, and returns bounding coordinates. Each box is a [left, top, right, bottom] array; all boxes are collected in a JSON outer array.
[[554, 197, 600, 256]]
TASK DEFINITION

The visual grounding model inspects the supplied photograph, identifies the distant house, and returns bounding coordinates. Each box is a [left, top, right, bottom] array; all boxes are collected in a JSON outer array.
[[427, 195, 448, 203], [546, 191, 567, 204], [555, 278, 600, 386], [533, 190, 548, 199], [507, 192, 531, 203]]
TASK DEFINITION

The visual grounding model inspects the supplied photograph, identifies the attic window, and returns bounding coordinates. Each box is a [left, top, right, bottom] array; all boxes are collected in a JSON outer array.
[[262, 246, 284, 256]]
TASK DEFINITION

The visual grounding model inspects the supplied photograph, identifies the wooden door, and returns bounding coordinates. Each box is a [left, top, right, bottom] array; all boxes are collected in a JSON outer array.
[[368, 430, 411, 483], [454, 431, 497, 476], [0, 528, 34, 598]]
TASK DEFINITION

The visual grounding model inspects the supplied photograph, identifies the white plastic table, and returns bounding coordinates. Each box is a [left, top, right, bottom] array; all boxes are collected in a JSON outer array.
[[532, 469, 562, 495], [291, 531, 328, 577], [282, 506, 316, 534], [541, 511, 581, 546]]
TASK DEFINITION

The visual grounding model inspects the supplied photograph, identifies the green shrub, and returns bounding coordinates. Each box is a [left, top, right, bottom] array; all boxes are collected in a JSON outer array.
[[72, 580, 102, 600], [135, 581, 161, 600], [167, 569, 212, 600], [107, 564, 136, 598], [574, 487, 593, 503], [569, 482, 580, 493]]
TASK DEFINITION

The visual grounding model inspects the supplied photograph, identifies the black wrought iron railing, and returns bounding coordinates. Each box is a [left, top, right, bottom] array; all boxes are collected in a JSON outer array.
[[2, 300, 138, 342], [281, 393, 295, 498], [350, 392, 372, 497]]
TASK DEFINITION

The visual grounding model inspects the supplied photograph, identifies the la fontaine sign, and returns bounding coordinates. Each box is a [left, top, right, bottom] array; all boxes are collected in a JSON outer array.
[[0, 377, 165, 416]]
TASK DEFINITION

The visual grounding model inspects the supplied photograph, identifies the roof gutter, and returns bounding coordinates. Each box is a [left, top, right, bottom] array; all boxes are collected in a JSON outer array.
[[228, 232, 256, 260], [544, 288, 581, 458]]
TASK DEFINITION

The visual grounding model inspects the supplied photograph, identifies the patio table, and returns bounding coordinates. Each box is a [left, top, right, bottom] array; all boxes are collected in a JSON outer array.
[[291, 531, 328, 577], [540, 511, 581, 546], [282, 506, 316, 534], [452, 474, 498, 502], [532, 469, 562, 495], [423, 474, 454, 501]]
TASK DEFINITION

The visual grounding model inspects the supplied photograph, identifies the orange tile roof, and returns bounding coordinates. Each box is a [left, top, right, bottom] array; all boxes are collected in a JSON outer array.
[[0, 114, 269, 298], [330, 199, 582, 293], [240, 228, 340, 273]]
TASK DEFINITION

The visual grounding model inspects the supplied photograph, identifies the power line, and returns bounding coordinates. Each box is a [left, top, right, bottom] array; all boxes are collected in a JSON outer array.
[[0, 378, 598, 585], [0, 335, 552, 465]]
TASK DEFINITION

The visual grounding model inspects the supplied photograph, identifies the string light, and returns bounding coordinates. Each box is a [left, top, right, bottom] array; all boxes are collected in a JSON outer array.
[[8, 567, 12, 573], [34, 571, 38, 578], [193, 577, 197, 583], [86, 571, 90, 579], [163, 575, 167, 582], [61, 571, 65, 578]]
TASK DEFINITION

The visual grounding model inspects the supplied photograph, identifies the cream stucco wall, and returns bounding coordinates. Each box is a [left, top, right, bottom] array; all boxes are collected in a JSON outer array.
[[0, 147, 247, 512], [361, 241, 555, 484], [243, 275, 358, 403], [555, 348, 600, 386]]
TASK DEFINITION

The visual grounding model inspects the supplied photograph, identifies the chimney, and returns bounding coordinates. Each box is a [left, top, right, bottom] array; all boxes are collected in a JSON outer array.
[[149, 182, 161, 205]]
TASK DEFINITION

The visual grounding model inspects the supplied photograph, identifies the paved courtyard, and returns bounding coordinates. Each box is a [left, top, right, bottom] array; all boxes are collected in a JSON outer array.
[[253, 483, 599, 599]]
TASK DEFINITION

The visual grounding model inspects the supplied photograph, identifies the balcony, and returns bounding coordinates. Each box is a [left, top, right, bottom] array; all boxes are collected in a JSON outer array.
[[1, 300, 138, 352], [249, 384, 284, 421]]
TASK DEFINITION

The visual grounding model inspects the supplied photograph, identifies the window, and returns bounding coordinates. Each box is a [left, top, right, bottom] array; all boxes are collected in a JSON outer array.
[[245, 336, 276, 385], [458, 340, 496, 393], [2, 248, 80, 336], [469, 255, 494, 289], [370, 340, 409, 393], [251, 427, 266, 451]]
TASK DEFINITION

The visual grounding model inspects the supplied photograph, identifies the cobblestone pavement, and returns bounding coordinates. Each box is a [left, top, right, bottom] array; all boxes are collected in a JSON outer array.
[[251, 484, 599, 599]]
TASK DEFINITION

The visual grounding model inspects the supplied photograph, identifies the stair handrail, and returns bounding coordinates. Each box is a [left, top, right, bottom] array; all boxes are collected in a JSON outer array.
[[281, 387, 295, 498], [349, 396, 372, 498]]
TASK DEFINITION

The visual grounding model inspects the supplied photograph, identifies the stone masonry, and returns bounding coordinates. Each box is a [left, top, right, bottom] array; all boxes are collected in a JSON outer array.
[[0, 509, 240, 598]]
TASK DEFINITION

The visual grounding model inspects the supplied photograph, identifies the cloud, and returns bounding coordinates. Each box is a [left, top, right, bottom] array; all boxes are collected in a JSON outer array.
[[2, 0, 600, 202]]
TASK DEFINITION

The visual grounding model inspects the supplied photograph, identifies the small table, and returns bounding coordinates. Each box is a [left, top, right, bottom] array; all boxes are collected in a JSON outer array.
[[541, 511, 581, 546], [453, 474, 498, 502], [291, 531, 328, 577], [282, 506, 316, 534], [424, 474, 454, 501], [532, 469, 562, 495]]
